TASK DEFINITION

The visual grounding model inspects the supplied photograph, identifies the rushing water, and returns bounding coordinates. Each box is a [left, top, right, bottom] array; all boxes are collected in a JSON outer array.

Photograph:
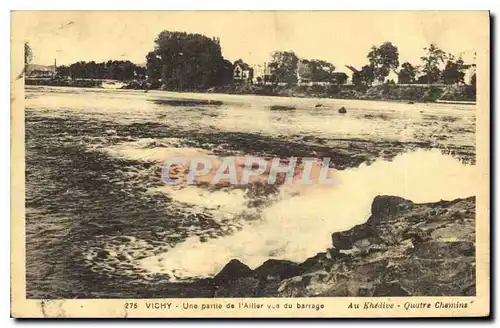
[[24, 86, 476, 298]]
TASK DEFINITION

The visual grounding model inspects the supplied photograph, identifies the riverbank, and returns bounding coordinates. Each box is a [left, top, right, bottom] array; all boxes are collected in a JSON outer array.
[[206, 83, 476, 104], [209, 195, 476, 297], [25, 78, 476, 104]]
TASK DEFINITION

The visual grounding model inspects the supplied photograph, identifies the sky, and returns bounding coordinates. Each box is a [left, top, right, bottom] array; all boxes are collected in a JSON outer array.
[[15, 11, 488, 74]]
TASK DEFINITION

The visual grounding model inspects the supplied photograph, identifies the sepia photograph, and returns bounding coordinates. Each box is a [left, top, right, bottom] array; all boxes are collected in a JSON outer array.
[[10, 10, 490, 318]]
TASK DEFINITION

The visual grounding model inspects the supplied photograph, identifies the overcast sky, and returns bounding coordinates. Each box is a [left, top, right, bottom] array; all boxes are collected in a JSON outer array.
[[17, 11, 487, 73]]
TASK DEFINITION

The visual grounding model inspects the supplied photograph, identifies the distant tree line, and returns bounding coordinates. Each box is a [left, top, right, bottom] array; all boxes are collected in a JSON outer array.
[[265, 51, 347, 85], [254, 41, 473, 89], [56, 60, 146, 80], [46, 32, 475, 91], [351, 42, 476, 88]]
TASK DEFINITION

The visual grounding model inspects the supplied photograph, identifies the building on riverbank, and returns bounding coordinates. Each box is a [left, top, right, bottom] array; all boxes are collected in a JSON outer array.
[[233, 60, 254, 83], [27, 64, 56, 78]]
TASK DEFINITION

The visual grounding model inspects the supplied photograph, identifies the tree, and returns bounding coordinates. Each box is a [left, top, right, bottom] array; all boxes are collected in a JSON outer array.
[[24, 42, 33, 68], [217, 59, 234, 86], [352, 65, 375, 88], [268, 51, 299, 84], [21, 42, 34, 79], [442, 54, 466, 85], [367, 42, 399, 82], [55, 60, 145, 81], [331, 72, 348, 85], [147, 31, 229, 90], [56, 65, 70, 77], [420, 43, 446, 84], [397, 62, 418, 84], [302, 59, 336, 82]]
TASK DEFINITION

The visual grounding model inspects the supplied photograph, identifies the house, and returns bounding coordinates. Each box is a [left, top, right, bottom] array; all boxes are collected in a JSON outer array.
[[296, 59, 312, 85], [27, 64, 56, 78], [345, 65, 399, 85], [463, 63, 476, 85], [233, 59, 254, 82], [344, 65, 359, 85], [252, 62, 272, 84], [372, 70, 398, 85]]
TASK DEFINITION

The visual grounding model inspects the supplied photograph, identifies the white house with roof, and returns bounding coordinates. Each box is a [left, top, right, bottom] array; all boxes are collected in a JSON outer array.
[[27, 64, 56, 78], [233, 59, 254, 82], [463, 63, 476, 85]]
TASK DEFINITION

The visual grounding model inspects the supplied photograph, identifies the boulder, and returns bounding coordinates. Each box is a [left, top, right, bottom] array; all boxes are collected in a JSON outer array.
[[370, 195, 414, 220], [208, 196, 476, 298], [299, 252, 332, 273], [104, 129, 117, 136], [373, 281, 411, 296], [338, 106, 347, 114], [254, 259, 302, 281], [277, 196, 476, 297], [213, 259, 254, 283], [214, 277, 261, 297], [412, 241, 475, 259]]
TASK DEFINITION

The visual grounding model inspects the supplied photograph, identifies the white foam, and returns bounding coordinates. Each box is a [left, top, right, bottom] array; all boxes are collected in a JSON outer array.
[[137, 149, 476, 279], [104, 138, 211, 163], [153, 186, 253, 223]]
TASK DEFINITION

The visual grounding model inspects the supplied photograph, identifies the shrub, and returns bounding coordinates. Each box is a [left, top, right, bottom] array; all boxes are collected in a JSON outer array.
[[310, 84, 325, 95]]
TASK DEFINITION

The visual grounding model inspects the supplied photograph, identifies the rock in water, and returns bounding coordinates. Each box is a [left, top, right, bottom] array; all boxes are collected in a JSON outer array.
[[270, 105, 296, 111], [254, 259, 302, 281], [370, 195, 414, 220], [213, 277, 261, 298], [212, 259, 260, 297], [213, 259, 254, 283], [338, 107, 347, 114], [210, 196, 476, 298]]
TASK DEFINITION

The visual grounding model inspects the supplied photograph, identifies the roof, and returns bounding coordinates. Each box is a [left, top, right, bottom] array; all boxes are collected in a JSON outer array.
[[345, 65, 359, 73], [27, 64, 56, 73]]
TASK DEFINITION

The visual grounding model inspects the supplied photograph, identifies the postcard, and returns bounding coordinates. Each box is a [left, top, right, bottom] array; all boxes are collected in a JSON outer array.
[[11, 11, 490, 318]]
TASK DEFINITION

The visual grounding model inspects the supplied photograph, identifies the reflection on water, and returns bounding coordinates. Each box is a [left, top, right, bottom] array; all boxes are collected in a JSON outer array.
[[24, 86, 476, 298], [26, 85, 476, 146]]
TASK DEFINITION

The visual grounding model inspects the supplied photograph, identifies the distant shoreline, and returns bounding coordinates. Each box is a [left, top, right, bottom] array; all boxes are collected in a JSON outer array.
[[25, 80, 477, 105]]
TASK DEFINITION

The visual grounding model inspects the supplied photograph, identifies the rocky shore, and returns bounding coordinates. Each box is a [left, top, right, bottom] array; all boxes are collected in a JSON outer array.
[[204, 84, 476, 104], [209, 195, 476, 297]]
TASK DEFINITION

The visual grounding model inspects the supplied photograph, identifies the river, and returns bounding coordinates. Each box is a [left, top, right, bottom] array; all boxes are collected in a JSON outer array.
[[24, 86, 477, 298]]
